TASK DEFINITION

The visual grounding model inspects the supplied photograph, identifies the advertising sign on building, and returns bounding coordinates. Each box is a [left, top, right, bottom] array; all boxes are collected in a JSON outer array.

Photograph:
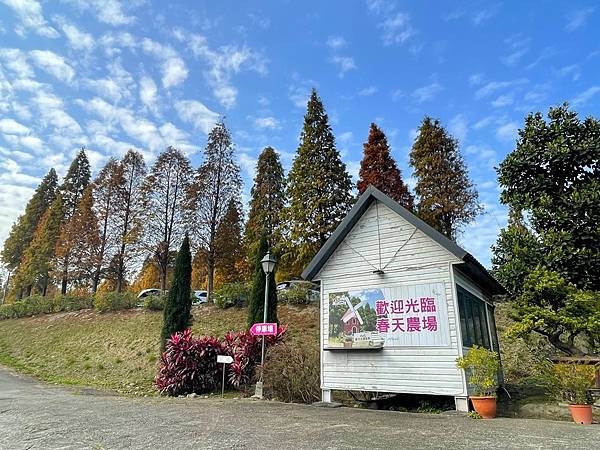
[[326, 282, 450, 349]]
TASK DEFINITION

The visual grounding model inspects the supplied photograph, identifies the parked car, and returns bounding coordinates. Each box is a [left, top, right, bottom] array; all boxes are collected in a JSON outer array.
[[276, 280, 320, 302], [192, 290, 208, 305], [137, 288, 162, 307]]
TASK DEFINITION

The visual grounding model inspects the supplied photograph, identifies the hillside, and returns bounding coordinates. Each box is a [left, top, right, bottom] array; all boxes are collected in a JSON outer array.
[[0, 304, 319, 395]]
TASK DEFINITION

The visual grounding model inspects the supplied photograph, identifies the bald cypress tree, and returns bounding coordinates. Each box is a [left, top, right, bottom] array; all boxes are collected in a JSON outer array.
[[2, 168, 58, 272], [409, 117, 481, 240], [357, 123, 414, 209], [283, 89, 353, 276]]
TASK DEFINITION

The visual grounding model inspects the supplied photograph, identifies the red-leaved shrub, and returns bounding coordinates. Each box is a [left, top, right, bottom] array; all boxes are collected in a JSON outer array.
[[155, 325, 288, 396]]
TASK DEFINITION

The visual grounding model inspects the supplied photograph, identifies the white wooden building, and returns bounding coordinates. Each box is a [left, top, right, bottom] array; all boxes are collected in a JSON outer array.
[[302, 186, 506, 411]]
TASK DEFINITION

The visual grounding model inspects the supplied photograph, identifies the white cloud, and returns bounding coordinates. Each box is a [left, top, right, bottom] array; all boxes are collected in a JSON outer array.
[[380, 12, 415, 45], [475, 79, 527, 98], [254, 117, 280, 129], [3, 133, 45, 152], [449, 114, 468, 142], [491, 94, 513, 107], [0, 118, 30, 135], [572, 86, 600, 106], [468, 73, 484, 86], [174, 100, 220, 135], [141, 38, 188, 89], [330, 55, 356, 77], [238, 152, 257, 179], [139, 76, 158, 112], [496, 122, 519, 142], [0, 48, 33, 78], [473, 5, 500, 26], [326, 36, 346, 50], [501, 35, 530, 67], [412, 82, 442, 102], [63, 0, 135, 26], [54, 17, 95, 51], [358, 86, 377, 96], [338, 131, 353, 145], [29, 50, 75, 83], [1, 0, 59, 38], [566, 8, 595, 32], [558, 64, 581, 82]]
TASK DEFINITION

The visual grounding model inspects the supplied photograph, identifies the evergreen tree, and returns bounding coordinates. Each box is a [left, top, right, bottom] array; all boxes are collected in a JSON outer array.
[[143, 146, 193, 292], [55, 186, 101, 291], [409, 117, 481, 240], [13, 195, 63, 296], [244, 147, 286, 269], [57, 149, 91, 293], [1, 168, 58, 271], [247, 235, 278, 328], [283, 89, 353, 276], [188, 122, 242, 301], [214, 198, 245, 285], [161, 234, 192, 350], [114, 150, 147, 292], [357, 123, 414, 209]]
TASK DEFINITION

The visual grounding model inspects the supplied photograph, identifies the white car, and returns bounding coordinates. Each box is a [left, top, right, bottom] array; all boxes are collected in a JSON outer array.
[[192, 290, 208, 304], [137, 288, 162, 299]]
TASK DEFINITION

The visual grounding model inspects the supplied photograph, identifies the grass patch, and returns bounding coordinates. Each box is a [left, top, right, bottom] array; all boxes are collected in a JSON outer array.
[[0, 304, 319, 396]]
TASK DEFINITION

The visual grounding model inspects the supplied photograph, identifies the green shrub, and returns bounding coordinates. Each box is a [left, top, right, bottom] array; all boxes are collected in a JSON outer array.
[[277, 285, 317, 305], [263, 342, 320, 403], [0, 294, 93, 320], [214, 282, 250, 308], [143, 294, 166, 311], [541, 362, 597, 405], [456, 345, 500, 397], [93, 292, 137, 313]]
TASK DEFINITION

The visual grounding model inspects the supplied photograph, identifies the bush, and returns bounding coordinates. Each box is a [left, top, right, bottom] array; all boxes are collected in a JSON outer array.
[[456, 345, 500, 396], [155, 326, 288, 396], [0, 294, 93, 320], [277, 285, 316, 305], [143, 294, 166, 311], [541, 362, 597, 405], [93, 292, 137, 313], [214, 282, 250, 308], [263, 342, 320, 404]]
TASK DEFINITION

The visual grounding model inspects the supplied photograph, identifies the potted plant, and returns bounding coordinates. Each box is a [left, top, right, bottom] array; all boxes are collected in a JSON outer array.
[[544, 362, 596, 425], [456, 345, 500, 419]]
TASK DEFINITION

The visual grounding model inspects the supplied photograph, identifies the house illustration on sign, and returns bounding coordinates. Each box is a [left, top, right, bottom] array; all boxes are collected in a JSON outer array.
[[302, 186, 507, 412]]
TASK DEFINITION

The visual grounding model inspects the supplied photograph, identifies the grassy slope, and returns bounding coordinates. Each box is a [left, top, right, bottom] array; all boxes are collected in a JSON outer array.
[[0, 304, 319, 395]]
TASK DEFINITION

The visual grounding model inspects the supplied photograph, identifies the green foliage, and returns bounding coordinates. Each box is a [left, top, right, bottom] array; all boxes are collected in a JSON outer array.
[[282, 89, 353, 277], [93, 292, 137, 313], [467, 411, 482, 419], [409, 116, 481, 240], [247, 236, 278, 327], [541, 362, 597, 405], [456, 345, 500, 397], [214, 282, 250, 308], [213, 198, 245, 285], [143, 294, 166, 311], [60, 148, 92, 219], [244, 147, 286, 268], [0, 294, 93, 320], [161, 235, 192, 348], [277, 285, 317, 305], [1, 168, 58, 270], [357, 123, 414, 209], [263, 343, 320, 404]]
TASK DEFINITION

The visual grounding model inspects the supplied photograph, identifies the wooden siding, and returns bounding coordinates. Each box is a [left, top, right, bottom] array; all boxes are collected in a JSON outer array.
[[316, 201, 468, 396]]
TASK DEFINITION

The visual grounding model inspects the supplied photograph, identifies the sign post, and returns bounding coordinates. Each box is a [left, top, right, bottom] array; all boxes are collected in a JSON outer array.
[[216, 355, 233, 398]]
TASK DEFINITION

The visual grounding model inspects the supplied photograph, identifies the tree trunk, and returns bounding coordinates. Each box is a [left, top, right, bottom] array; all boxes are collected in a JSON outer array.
[[547, 332, 584, 356], [116, 256, 125, 293], [206, 255, 214, 304]]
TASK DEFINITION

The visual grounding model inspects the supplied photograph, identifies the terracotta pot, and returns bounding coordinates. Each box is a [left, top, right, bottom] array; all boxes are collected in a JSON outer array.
[[470, 396, 497, 419], [569, 404, 593, 425]]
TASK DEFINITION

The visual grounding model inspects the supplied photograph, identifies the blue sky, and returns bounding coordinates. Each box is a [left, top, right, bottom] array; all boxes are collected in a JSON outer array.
[[0, 0, 599, 268]]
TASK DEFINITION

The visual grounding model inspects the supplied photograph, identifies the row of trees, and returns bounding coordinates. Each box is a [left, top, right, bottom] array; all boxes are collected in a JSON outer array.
[[2, 88, 482, 302]]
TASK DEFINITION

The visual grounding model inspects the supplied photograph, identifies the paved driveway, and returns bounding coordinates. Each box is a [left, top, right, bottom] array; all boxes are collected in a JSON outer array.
[[0, 366, 598, 449]]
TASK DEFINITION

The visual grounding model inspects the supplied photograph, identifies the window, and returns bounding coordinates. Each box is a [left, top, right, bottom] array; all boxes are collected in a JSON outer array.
[[456, 285, 492, 349]]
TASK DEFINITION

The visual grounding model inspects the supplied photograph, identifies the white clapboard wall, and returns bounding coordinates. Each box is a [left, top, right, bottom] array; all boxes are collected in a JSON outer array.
[[316, 200, 467, 396]]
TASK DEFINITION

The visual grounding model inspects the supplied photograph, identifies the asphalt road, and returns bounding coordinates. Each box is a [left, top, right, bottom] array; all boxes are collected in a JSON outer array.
[[0, 366, 598, 449]]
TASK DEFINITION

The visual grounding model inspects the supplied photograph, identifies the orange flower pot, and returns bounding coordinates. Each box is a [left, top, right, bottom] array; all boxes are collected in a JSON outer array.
[[470, 396, 497, 419], [569, 404, 593, 425]]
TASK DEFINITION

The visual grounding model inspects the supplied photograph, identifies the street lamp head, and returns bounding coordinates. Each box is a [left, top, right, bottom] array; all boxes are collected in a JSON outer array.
[[260, 251, 277, 274]]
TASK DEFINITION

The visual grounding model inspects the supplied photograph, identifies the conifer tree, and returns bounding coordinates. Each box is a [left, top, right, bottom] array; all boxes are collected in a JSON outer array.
[[244, 147, 286, 268], [2, 168, 58, 271], [188, 122, 241, 301], [283, 89, 353, 276], [55, 186, 101, 290], [13, 195, 63, 296], [143, 146, 193, 292], [114, 150, 147, 292], [409, 117, 481, 240], [57, 149, 91, 293], [161, 235, 192, 350], [357, 123, 414, 209], [247, 235, 278, 328], [214, 198, 245, 285]]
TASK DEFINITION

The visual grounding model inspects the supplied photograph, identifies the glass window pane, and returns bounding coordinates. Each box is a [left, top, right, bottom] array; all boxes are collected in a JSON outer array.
[[479, 301, 490, 349], [487, 305, 499, 352], [457, 289, 469, 347], [471, 299, 483, 346]]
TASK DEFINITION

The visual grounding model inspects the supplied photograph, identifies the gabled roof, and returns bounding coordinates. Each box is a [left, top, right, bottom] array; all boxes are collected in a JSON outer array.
[[301, 185, 507, 296]]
